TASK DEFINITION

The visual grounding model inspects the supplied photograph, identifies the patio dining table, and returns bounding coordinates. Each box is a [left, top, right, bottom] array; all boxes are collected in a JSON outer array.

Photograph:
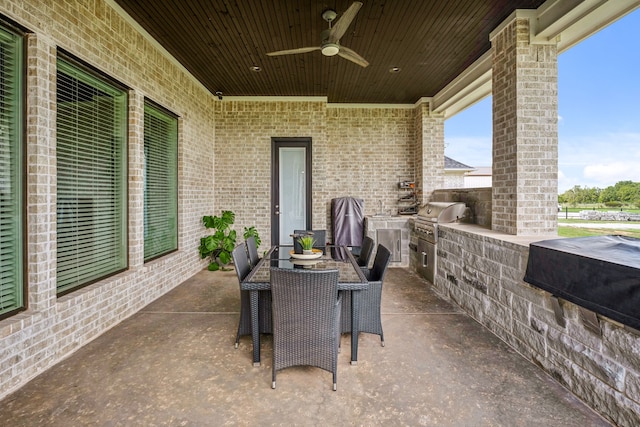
[[241, 245, 368, 366]]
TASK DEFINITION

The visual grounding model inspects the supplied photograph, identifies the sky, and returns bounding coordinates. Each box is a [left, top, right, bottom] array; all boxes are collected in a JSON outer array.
[[444, 7, 640, 194]]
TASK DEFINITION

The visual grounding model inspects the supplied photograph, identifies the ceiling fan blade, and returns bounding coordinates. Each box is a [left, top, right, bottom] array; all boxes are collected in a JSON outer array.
[[328, 1, 363, 43], [338, 46, 369, 68], [266, 46, 320, 56]]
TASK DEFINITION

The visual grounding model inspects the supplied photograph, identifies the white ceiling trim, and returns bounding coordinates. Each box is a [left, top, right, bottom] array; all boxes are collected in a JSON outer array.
[[533, 0, 640, 51], [219, 96, 327, 103], [431, 51, 493, 118], [329, 103, 415, 109]]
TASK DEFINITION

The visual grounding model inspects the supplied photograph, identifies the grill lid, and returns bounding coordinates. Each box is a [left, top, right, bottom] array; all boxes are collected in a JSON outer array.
[[417, 202, 466, 223]]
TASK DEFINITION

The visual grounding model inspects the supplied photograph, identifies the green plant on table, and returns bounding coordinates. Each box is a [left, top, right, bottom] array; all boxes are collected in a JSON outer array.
[[297, 235, 315, 251], [199, 210, 237, 271]]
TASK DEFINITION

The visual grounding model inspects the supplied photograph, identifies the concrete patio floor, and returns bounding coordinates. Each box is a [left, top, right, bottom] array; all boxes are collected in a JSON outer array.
[[0, 267, 611, 426]]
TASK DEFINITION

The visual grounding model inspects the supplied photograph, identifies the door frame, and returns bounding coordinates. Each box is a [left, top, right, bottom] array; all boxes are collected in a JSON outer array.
[[271, 137, 312, 245]]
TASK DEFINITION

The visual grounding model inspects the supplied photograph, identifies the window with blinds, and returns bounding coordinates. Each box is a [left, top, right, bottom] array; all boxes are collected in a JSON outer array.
[[143, 101, 178, 261], [0, 25, 24, 318], [56, 56, 128, 295]]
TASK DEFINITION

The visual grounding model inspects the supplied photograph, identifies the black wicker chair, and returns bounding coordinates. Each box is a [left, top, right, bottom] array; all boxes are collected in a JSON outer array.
[[293, 229, 326, 254], [340, 244, 392, 347], [355, 235, 375, 269], [232, 244, 271, 348], [246, 236, 260, 268], [270, 268, 342, 391]]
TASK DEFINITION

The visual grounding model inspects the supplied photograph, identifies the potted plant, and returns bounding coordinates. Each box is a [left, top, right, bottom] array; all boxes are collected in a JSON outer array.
[[243, 226, 261, 248], [199, 210, 237, 271], [297, 235, 315, 255]]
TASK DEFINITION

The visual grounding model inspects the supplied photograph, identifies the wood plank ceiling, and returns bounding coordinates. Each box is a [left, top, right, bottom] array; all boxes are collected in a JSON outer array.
[[113, 0, 546, 104]]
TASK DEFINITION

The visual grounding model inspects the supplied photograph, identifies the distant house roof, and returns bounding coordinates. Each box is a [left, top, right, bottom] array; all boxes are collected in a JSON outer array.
[[444, 156, 475, 171]]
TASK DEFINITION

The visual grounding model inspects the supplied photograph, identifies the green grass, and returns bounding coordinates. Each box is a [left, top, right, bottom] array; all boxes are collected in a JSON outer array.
[[558, 226, 640, 239], [557, 216, 640, 238]]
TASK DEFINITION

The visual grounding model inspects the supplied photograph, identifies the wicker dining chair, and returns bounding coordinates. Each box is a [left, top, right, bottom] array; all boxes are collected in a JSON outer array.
[[270, 268, 342, 391], [355, 235, 375, 269], [246, 235, 260, 268], [340, 244, 392, 347], [232, 244, 271, 348]]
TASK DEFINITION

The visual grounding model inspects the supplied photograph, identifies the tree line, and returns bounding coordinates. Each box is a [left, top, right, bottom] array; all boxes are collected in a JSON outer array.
[[558, 181, 640, 208]]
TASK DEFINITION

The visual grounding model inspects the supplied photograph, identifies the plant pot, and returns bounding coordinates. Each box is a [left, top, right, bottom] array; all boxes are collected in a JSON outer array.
[[303, 249, 314, 255]]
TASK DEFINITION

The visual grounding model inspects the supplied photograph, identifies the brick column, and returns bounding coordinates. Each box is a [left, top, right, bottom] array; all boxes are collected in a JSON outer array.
[[415, 101, 445, 204], [491, 16, 558, 235], [128, 91, 145, 268], [26, 34, 57, 311]]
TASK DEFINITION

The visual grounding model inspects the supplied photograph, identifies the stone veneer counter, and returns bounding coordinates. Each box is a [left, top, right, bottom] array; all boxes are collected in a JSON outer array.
[[433, 222, 640, 426]]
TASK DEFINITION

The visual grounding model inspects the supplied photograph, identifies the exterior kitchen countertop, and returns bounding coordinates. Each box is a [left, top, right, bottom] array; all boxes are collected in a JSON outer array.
[[439, 222, 556, 247]]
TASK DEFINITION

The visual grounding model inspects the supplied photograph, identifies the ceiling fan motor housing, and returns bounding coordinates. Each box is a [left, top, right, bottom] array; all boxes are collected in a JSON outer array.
[[321, 42, 340, 56], [320, 27, 339, 56]]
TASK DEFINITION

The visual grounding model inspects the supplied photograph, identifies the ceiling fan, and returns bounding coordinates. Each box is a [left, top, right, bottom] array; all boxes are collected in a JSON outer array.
[[266, 1, 369, 68]]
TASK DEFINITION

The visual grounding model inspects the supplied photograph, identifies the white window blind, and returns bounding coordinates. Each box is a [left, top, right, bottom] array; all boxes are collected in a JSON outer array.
[[56, 57, 128, 295], [143, 102, 178, 261], [0, 25, 23, 317]]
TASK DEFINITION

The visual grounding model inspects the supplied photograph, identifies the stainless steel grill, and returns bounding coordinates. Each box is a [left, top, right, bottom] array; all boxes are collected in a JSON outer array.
[[414, 202, 466, 282], [414, 202, 467, 243]]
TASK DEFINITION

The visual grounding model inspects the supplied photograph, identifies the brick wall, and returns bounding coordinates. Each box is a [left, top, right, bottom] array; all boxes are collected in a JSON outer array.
[[326, 106, 415, 220], [435, 225, 640, 427], [0, 0, 215, 398], [213, 99, 327, 246], [214, 102, 417, 249], [491, 18, 558, 235]]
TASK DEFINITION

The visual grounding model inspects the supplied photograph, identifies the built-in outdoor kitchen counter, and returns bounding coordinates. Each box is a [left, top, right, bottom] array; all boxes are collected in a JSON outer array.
[[364, 215, 413, 267], [524, 235, 640, 331], [425, 221, 640, 424]]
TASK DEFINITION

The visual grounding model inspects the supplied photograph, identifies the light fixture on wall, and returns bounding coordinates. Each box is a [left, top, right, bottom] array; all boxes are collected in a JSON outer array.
[[215, 91, 223, 100]]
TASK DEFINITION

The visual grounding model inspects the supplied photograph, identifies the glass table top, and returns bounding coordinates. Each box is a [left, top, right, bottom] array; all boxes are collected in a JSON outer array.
[[246, 245, 365, 284]]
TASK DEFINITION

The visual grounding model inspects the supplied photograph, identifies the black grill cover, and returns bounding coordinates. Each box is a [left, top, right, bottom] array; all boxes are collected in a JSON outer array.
[[331, 197, 364, 247], [524, 235, 640, 330]]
